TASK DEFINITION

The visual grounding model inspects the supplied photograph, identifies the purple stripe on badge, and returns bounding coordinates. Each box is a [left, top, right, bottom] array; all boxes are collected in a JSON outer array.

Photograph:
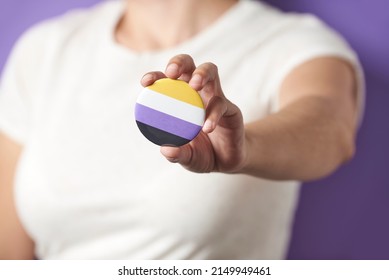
[[135, 103, 202, 140]]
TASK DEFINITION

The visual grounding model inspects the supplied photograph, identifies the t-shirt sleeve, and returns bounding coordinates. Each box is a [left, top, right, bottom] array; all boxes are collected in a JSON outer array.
[[264, 14, 365, 126], [0, 25, 46, 144]]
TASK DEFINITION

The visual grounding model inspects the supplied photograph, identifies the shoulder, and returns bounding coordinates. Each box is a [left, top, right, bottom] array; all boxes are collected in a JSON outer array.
[[10, 1, 122, 61], [2, 0, 123, 89], [0, 0, 124, 105], [238, 1, 358, 74], [222, 1, 355, 65], [240, 1, 347, 45], [227, 1, 362, 114]]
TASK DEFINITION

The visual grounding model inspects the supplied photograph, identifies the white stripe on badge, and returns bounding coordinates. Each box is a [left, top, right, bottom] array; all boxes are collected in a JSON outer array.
[[136, 88, 205, 126]]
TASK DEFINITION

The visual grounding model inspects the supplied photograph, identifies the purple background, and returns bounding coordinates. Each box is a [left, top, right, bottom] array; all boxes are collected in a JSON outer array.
[[0, 0, 388, 259]]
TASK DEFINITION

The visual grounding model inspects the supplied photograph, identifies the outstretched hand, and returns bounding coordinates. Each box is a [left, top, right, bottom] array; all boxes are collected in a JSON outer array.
[[141, 54, 247, 174]]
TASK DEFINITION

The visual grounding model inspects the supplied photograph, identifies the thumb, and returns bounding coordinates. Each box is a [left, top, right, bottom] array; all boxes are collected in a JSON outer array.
[[160, 145, 192, 165]]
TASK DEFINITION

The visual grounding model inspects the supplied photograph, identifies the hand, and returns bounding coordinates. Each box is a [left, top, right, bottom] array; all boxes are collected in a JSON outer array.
[[140, 54, 247, 173]]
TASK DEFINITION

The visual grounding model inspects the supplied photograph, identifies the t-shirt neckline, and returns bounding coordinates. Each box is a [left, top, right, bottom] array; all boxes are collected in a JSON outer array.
[[105, 0, 253, 59]]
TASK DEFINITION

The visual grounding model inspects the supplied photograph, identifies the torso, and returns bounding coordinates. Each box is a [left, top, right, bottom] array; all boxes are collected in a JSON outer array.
[[13, 0, 313, 259]]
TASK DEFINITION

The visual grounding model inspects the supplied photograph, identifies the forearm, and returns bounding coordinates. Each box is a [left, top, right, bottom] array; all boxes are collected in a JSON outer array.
[[241, 95, 356, 181], [0, 133, 34, 260], [0, 218, 35, 260], [156, 56, 358, 177]]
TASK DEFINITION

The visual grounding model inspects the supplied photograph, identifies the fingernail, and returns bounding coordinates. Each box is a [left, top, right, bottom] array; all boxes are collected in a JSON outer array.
[[166, 63, 179, 75], [167, 157, 179, 163], [203, 120, 214, 132], [190, 74, 202, 86], [142, 73, 153, 82]]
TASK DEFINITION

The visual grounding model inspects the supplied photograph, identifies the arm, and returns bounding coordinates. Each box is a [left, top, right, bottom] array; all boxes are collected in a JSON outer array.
[[142, 54, 358, 181], [0, 133, 34, 259], [243, 57, 357, 180]]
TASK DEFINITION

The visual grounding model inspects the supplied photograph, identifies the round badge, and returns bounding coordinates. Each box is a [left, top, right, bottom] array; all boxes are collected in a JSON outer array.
[[135, 78, 205, 146]]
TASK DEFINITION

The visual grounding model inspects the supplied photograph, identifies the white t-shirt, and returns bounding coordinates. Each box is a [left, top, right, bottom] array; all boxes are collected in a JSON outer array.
[[0, 0, 363, 259]]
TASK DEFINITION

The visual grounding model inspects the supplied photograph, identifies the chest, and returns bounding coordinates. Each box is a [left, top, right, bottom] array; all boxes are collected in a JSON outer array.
[[15, 52, 274, 255]]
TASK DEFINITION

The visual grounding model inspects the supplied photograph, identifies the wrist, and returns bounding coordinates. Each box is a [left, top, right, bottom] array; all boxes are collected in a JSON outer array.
[[230, 127, 256, 175]]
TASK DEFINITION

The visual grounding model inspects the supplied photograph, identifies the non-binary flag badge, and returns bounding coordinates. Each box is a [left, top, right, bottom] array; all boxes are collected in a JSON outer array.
[[135, 78, 205, 146]]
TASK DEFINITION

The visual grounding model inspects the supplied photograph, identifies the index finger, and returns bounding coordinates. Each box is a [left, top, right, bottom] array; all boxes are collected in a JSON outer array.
[[165, 54, 196, 82]]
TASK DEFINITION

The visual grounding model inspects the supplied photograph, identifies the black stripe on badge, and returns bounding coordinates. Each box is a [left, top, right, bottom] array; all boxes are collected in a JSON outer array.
[[136, 121, 191, 146]]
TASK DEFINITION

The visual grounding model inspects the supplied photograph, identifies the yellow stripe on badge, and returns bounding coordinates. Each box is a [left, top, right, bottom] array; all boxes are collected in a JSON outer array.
[[147, 78, 204, 108]]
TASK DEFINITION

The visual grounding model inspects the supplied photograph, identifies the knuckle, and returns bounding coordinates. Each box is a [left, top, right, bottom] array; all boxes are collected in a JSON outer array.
[[203, 62, 218, 73], [209, 95, 225, 108], [168, 54, 196, 74], [170, 54, 193, 65], [196, 62, 218, 78]]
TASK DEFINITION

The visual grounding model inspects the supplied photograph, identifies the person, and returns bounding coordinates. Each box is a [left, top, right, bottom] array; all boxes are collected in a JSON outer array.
[[0, 0, 363, 259]]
